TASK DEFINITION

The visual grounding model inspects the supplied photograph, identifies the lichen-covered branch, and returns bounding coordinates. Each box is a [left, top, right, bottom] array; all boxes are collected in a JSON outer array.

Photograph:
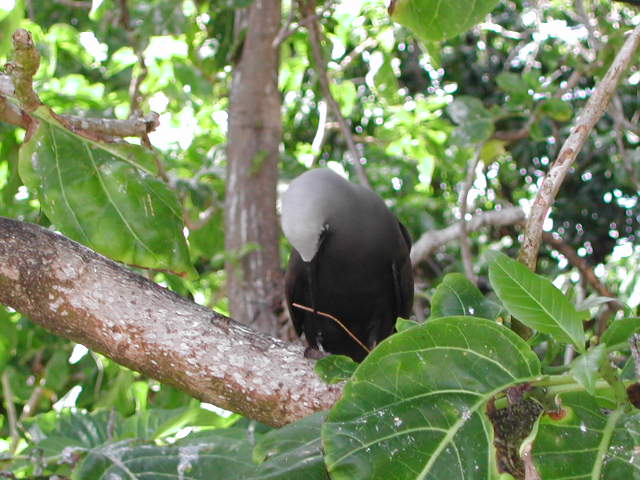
[[5, 29, 41, 112], [0, 29, 159, 140], [411, 206, 526, 267], [0, 217, 342, 427], [519, 23, 640, 270]]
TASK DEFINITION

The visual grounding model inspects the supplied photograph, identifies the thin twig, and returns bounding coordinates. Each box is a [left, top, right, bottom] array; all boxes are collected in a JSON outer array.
[[292, 302, 370, 354], [411, 206, 526, 267], [630, 334, 640, 380], [304, 0, 371, 189], [459, 143, 484, 284], [19, 379, 44, 420], [1, 370, 20, 454], [519, 23, 640, 271]]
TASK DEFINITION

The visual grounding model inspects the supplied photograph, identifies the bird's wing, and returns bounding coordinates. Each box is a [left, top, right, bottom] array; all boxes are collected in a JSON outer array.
[[284, 249, 307, 336], [393, 219, 414, 318]]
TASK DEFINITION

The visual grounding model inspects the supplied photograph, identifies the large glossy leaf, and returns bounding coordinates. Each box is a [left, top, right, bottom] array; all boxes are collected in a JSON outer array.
[[430, 272, 503, 320], [249, 412, 328, 480], [489, 252, 586, 352], [389, 0, 500, 42], [535, 392, 640, 478], [323, 316, 541, 479], [18, 109, 193, 275]]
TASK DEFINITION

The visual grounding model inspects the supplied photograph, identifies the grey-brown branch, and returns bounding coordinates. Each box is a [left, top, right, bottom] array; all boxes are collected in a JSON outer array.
[[0, 217, 342, 427]]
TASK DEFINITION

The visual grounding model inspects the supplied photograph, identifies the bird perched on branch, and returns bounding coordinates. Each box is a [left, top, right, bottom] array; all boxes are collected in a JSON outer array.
[[281, 168, 414, 362]]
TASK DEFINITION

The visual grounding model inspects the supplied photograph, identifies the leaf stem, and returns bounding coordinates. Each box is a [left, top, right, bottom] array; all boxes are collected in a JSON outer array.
[[591, 408, 623, 480]]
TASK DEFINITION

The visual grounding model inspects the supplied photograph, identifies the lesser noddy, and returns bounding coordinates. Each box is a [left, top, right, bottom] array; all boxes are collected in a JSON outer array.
[[281, 168, 414, 362]]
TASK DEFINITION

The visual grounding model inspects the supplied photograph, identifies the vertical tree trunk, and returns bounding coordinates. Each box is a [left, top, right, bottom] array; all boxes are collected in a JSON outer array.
[[225, 0, 282, 336]]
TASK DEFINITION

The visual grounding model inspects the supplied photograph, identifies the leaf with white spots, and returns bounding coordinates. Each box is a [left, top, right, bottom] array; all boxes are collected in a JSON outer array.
[[322, 316, 540, 479]]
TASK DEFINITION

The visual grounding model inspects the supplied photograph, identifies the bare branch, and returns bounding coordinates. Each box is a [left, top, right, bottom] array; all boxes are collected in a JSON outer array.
[[0, 217, 342, 427], [410, 206, 526, 267], [304, 0, 371, 189], [5, 29, 41, 112], [541, 232, 621, 306], [519, 24, 640, 270]]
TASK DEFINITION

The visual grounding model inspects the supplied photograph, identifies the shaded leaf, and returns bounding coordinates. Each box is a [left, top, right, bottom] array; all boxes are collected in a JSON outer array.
[[323, 316, 540, 479], [430, 272, 503, 320], [489, 252, 586, 352], [76, 429, 256, 480], [570, 344, 607, 396], [538, 98, 573, 122], [249, 412, 328, 480], [535, 393, 639, 478]]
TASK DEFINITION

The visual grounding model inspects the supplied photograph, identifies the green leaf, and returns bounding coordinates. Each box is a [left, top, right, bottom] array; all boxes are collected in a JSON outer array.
[[76, 429, 257, 480], [495, 72, 529, 98], [538, 98, 573, 122], [249, 412, 328, 480], [0, 0, 23, 58], [601, 318, 640, 349], [18, 108, 194, 276], [430, 272, 503, 320], [389, 0, 500, 42], [535, 393, 639, 478], [315, 355, 357, 384], [569, 344, 607, 396], [447, 96, 495, 145], [395, 317, 421, 332], [323, 316, 540, 479], [488, 252, 586, 352]]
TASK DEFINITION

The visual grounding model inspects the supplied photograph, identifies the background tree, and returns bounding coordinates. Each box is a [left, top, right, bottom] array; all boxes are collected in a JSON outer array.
[[0, 0, 639, 478]]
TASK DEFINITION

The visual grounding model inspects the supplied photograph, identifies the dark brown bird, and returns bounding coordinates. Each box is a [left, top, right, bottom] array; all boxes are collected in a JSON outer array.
[[281, 168, 413, 362]]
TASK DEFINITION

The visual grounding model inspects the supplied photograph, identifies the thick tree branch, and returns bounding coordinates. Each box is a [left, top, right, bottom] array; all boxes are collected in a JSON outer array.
[[519, 24, 640, 270], [0, 217, 342, 428], [410, 206, 526, 267]]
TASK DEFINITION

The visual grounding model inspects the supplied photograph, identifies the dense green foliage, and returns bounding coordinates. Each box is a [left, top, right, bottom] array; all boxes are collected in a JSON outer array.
[[1, 0, 639, 478]]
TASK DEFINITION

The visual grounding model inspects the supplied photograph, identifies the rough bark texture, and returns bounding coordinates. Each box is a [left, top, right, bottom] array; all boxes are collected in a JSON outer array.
[[0, 217, 342, 427], [225, 0, 283, 337]]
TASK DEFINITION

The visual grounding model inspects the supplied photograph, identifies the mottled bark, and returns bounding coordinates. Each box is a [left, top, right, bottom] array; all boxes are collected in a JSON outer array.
[[0, 217, 342, 427], [225, 0, 283, 337]]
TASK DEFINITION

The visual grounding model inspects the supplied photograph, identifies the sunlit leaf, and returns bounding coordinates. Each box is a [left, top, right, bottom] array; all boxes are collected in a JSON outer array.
[[389, 0, 500, 42], [489, 252, 586, 352], [18, 108, 194, 276], [323, 316, 540, 479], [601, 318, 640, 349]]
